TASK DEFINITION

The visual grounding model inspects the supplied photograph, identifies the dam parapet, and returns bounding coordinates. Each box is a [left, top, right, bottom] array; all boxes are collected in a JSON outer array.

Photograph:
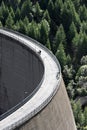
[[0, 29, 76, 130]]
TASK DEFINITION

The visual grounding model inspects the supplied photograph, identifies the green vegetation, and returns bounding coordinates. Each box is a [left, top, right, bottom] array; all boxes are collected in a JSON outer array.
[[0, 0, 87, 129]]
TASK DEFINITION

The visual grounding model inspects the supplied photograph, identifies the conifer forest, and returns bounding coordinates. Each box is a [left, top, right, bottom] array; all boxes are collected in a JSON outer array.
[[0, 0, 87, 129]]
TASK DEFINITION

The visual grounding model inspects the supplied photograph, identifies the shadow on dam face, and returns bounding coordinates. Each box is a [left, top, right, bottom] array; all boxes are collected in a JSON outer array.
[[0, 34, 44, 119]]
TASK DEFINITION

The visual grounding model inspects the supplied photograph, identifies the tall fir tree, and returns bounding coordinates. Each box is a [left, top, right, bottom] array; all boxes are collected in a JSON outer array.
[[56, 43, 67, 67], [21, 0, 32, 18], [40, 19, 50, 45], [5, 13, 14, 29], [54, 24, 66, 51]]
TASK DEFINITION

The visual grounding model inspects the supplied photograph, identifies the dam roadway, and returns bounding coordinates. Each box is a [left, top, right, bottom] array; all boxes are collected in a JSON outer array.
[[0, 29, 77, 130]]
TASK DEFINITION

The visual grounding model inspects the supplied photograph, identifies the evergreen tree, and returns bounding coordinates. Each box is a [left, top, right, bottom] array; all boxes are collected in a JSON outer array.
[[54, 24, 66, 50], [46, 38, 51, 50], [32, 2, 43, 22], [68, 22, 78, 54], [35, 2, 42, 16], [15, 7, 21, 21], [79, 5, 87, 22], [23, 16, 29, 25], [68, 22, 77, 43], [61, 0, 73, 31], [40, 19, 50, 45], [72, 33, 80, 63], [54, 0, 63, 25], [13, 20, 20, 31], [27, 21, 40, 40], [77, 32, 87, 60], [47, 0, 54, 18], [61, 0, 81, 31], [56, 43, 67, 67], [21, 0, 32, 18], [43, 10, 51, 23], [80, 21, 87, 34], [18, 19, 27, 34], [67, 54, 72, 66], [9, 7, 15, 18], [72, 0, 80, 11], [5, 13, 14, 29], [0, 2, 9, 25]]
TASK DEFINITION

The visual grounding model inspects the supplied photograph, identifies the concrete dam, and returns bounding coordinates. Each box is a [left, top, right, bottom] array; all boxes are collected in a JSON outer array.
[[0, 29, 77, 130]]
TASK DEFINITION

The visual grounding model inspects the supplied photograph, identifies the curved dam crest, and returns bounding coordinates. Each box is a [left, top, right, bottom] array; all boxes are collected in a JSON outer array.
[[0, 29, 77, 130], [0, 33, 44, 117]]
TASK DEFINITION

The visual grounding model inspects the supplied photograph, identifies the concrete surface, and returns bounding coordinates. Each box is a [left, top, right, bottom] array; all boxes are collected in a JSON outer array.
[[16, 79, 77, 130], [0, 29, 77, 130], [0, 34, 44, 116]]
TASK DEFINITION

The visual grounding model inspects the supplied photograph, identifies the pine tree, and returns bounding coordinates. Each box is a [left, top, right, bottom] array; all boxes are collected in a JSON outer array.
[[15, 7, 21, 20], [46, 39, 51, 50], [21, 0, 32, 18], [33, 2, 43, 22], [61, 1, 73, 31], [1, 2, 9, 25], [80, 21, 87, 34], [68, 22, 77, 51], [47, 0, 54, 18], [54, 0, 63, 25], [40, 19, 50, 45], [69, 22, 77, 41], [43, 10, 51, 23], [35, 2, 42, 16], [56, 43, 67, 67], [55, 24, 66, 50], [76, 32, 87, 60], [13, 20, 20, 31], [72, 33, 80, 63], [9, 7, 15, 18], [61, 0, 81, 31], [27, 21, 40, 40], [72, 0, 80, 11], [5, 13, 14, 29], [79, 5, 87, 22], [18, 19, 27, 34], [67, 54, 72, 66]]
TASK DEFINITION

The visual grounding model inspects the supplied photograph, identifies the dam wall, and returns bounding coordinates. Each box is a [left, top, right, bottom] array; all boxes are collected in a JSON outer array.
[[0, 29, 77, 130], [16, 79, 76, 130], [0, 33, 44, 118]]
